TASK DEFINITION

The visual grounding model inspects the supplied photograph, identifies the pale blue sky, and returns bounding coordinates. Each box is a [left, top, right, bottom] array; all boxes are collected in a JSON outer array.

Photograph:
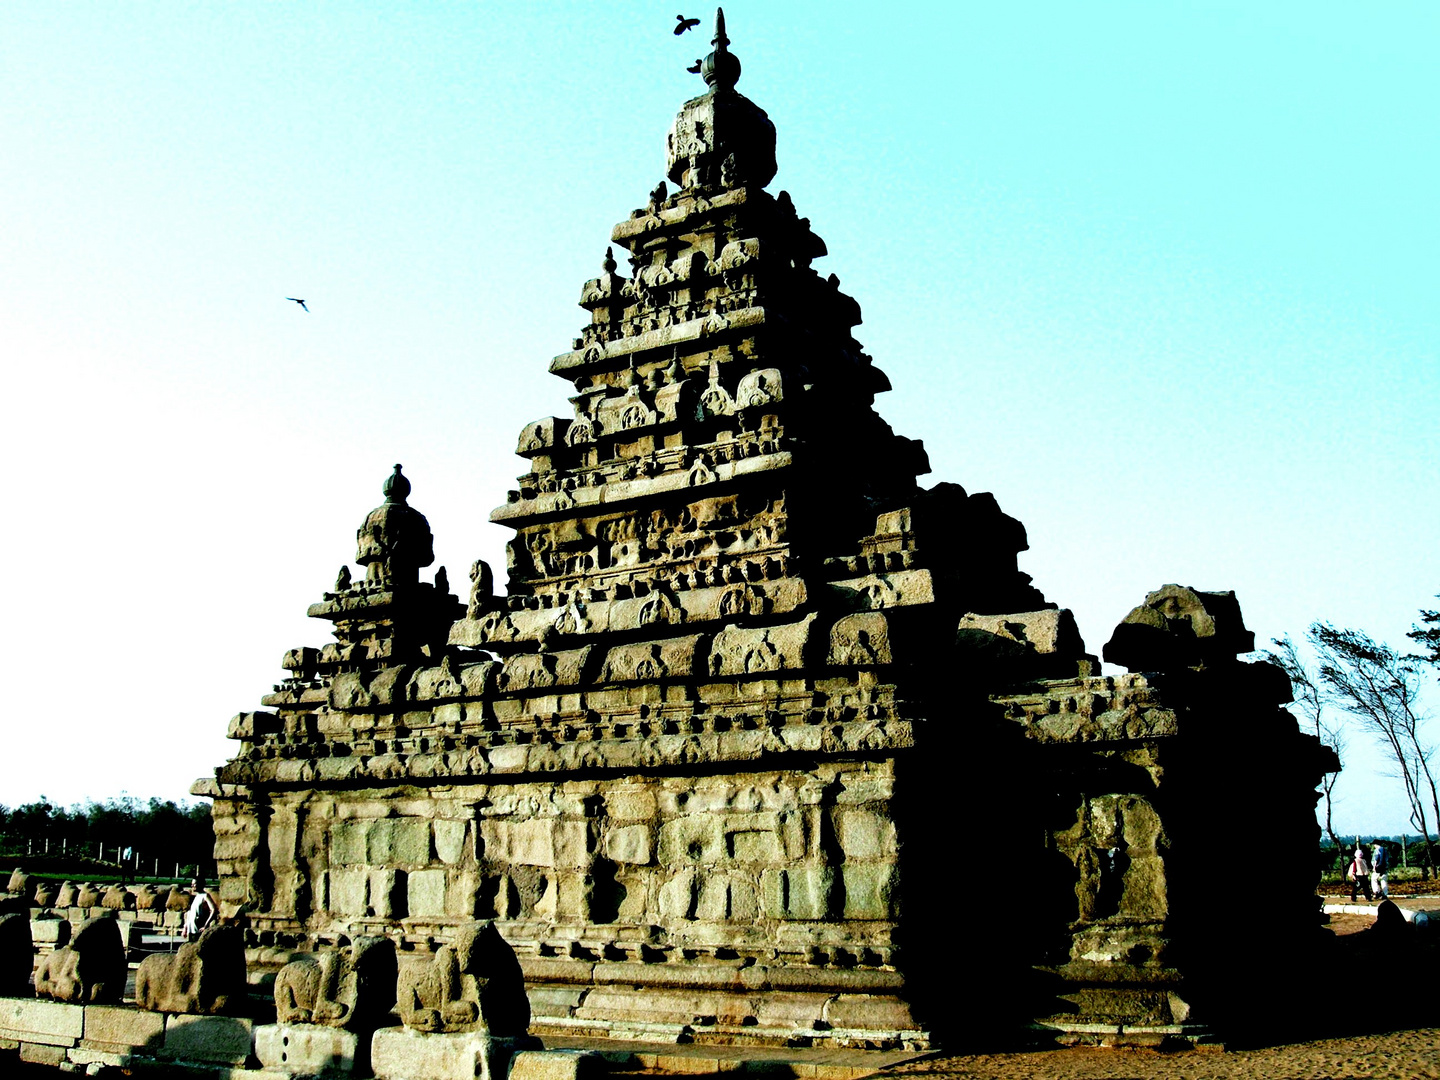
[[1, 3, 1435, 833]]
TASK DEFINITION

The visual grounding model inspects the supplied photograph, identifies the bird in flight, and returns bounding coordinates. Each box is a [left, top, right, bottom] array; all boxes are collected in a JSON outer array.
[[286, 297, 308, 312], [674, 14, 700, 34]]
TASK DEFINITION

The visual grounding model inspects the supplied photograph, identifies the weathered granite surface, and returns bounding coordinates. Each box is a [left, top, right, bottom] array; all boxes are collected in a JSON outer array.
[[193, 12, 1336, 1048]]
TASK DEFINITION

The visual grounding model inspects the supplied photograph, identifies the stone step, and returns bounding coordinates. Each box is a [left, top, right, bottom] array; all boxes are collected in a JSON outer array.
[[540, 1034, 932, 1079]]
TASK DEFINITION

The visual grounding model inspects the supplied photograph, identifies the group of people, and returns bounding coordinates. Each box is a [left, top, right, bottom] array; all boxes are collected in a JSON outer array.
[[1348, 839, 1391, 901]]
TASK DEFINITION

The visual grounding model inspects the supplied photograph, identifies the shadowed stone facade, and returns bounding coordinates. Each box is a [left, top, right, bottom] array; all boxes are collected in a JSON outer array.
[[197, 13, 1336, 1049]]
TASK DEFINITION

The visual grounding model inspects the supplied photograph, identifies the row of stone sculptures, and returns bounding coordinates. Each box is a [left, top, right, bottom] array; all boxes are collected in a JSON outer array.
[[1, 910, 529, 1036], [275, 922, 530, 1036], [5, 870, 193, 913]]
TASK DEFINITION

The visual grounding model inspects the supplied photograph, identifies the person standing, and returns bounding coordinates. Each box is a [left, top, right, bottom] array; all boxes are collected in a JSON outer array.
[[1371, 840, 1390, 900], [183, 876, 218, 942], [1349, 842, 1373, 902]]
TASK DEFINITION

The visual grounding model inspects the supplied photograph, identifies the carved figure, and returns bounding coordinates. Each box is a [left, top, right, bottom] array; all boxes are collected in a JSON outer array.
[[5, 868, 28, 896], [274, 936, 398, 1030], [397, 921, 530, 1035], [356, 465, 435, 587], [34, 917, 126, 1004], [133, 883, 159, 911], [136, 922, 247, 1015], [54, 881, 77, 907], [33, 881, 57, 907], [101, 885, 135, 910], [75, 883, 102, 907], [0, 913, 32, 997], [165, 885, 192, 912]]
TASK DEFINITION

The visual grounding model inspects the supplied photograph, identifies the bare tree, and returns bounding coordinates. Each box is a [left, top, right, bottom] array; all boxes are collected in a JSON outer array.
[[1267, 635, 1346, 874], [1310, 623, 1438, 879]]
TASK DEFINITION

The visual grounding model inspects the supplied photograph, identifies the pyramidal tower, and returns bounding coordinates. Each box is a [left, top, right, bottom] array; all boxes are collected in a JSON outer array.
[[202, 11, 1335, 1049]]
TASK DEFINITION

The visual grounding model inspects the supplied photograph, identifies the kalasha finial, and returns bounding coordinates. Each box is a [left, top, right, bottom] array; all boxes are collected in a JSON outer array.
[[602, 246, 617, 274], [382, 463, 411, 504], [700, 7, 740, 90]]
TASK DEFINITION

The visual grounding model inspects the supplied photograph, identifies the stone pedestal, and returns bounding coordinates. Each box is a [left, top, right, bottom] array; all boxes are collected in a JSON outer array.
[[255, 1022, 363, 1075], [371, 1028, 538, 1080], [161, 1014, 255, 1066]]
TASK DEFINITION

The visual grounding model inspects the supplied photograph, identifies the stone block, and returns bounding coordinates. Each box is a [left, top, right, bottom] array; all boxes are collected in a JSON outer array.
[[408, 870, 448, 918], [330, 869, 368, 917], [725, 828, 783, 863], [370, 870, 404, 918], [759, 867, 835, 920], [658, 816, 724, 865], [603, 824, 653, 865], [837, 810, 895, 860], [527, 987, 585, 1018], [255, 1022, 362, 1075], [30, 918, 69, 946], [0, 998, 84, 1041], [371, 1027, 532, 1080], [841, 864, 898, 920], [823, 995, 918, 1031], [434, 820, 469, 865], [492, 819, 555, 867], [20, 1041, 66, 1067], [163, 1014, 255, 1065], [83, 1004, 165, 1049], [331, 822, 367, 866], [509, 1049, 604, 1080]]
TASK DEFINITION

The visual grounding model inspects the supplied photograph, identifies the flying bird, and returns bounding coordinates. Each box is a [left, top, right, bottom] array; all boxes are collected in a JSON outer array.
[[286, 297, 308, 312], [674, 14, 700, 34]]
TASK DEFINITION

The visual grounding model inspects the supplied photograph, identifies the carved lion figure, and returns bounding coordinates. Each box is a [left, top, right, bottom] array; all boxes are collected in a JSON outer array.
[[274, 936, 398, 1030], [34, 917, 126, 1004], [136, 923, 246, 1015], [397, 921, 530, 1035]]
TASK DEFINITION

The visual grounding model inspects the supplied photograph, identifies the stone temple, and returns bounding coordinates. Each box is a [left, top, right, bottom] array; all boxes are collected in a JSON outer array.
[[197, 12, 1337, 1050]]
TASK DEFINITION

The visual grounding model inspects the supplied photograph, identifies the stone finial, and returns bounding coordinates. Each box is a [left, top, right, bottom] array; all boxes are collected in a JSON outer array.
[[701, 8, 740, 90], [382, 462, 411, 503], [602, 246, 617, 275], [1102, 584, 1256, 673], [666, 8, 776, 191], [356, 464, 436, 588]]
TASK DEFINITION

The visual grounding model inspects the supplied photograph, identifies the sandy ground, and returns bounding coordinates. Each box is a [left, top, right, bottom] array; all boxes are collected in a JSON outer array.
[[882, 904, 1440, 1080], [886, 1029, 1440, 1080]]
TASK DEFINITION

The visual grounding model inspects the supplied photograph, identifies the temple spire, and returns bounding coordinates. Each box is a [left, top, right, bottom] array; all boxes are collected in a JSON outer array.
[[701, 7, 740, 91]]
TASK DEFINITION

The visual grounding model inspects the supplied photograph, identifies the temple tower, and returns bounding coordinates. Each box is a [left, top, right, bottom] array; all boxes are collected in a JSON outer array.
[[202, 12, 1335, 1049]]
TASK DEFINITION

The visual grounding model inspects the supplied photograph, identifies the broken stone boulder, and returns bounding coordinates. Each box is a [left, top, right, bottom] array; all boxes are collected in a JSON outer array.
[[275, 935, 398, 1030], [136, 922, 247, 1014], [1103, 584, 1256, 672], [34, 916, 126, 1004], [397, 921, 530, 1035], [955, 608, 1092, 681]]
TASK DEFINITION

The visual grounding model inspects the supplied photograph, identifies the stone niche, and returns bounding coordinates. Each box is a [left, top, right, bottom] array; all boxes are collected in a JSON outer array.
[[197, 14, 1336, 1051]]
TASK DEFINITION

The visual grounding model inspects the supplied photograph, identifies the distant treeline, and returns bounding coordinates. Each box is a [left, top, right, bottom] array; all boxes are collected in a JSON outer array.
[[0, 796, 213, 876]]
